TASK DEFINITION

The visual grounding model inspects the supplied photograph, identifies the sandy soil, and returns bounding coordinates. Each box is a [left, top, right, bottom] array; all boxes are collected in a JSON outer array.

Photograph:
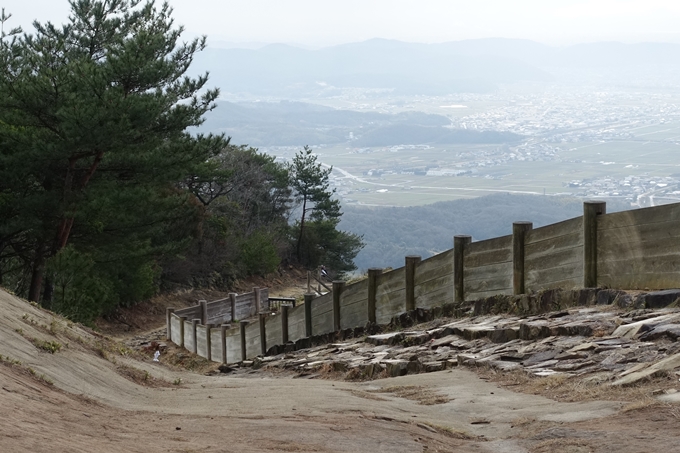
[[2, 289, 680, 453]]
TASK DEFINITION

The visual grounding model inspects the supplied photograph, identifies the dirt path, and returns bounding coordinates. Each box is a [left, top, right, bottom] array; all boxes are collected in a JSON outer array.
[[2, 289, 680, 452]]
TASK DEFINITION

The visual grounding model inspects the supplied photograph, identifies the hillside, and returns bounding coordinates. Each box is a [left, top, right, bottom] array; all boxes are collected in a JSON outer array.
[[197, 100, 521, 147], [191, 39, 550, 97], [2, 286, 680, 451], [190, 39, 680, 98], [340, 194, 633, 270]]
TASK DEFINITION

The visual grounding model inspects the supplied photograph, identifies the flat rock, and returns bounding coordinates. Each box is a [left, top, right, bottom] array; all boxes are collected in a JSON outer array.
[[524, 350, 559, 366], [526, 359, 559, 370], [611, 313, 680, 339], [553, 360, 596, 372], [489, 327, 519, 344], [641, 290, 680, 309], [638, 324, 680, 341], [567, 342, 597, 353], [383, 359, 409, 377], [366, 333, 404, 346], [431, 335, 460, 348], [612, 352, 680, 386], [555, 351, 588, 361], [423, 361, 445, 372], [499, 352, 528, 362]]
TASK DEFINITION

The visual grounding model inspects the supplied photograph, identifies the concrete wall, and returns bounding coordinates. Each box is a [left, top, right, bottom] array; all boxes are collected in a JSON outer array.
[[339, 279, 369, 329], [525, 216, 584, 292], [170, 315, 182, 345], [464, 235, 513, 300], [182, 320, 194, 352], [235, 293, 256, 321], [415, 249, 454, 309], [210, 328, 222, 363], [265, 312, 283, 349], [167, 202, 680, 363], [244, 321, 262, 359], [175, 305, 200, 320], [225, 328, 241, 363], [196, 325, 208, 359], [287, 305, 306, 343], [598, 204, 680, 289], [376, 268, 406, 324], [206, 298, 231, 324], [311, 292, 333, 335]]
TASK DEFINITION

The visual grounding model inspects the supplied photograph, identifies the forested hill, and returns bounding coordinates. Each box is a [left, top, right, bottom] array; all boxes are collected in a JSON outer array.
[[339, 194, 632, 271], [198, 101, 522, 147]]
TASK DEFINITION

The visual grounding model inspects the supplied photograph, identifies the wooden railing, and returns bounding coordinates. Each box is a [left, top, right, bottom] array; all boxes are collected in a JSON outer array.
[[307, 270, 330, 295]]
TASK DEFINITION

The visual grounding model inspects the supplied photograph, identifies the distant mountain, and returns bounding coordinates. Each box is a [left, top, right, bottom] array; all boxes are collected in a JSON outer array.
[[199, 100, 522, 147], [192, 38, 680, 97], [191, 38, 552, 96]]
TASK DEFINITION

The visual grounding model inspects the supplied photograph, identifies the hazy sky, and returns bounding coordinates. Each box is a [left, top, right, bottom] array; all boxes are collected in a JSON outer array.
[[3, 0, 680, 47]]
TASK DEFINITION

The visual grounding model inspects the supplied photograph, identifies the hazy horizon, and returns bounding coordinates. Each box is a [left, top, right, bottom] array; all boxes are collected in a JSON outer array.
[[3, 0, 680, 48]]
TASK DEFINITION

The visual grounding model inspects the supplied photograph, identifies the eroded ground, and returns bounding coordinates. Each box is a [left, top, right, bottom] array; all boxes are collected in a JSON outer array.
[[2, 289, 680, 453]]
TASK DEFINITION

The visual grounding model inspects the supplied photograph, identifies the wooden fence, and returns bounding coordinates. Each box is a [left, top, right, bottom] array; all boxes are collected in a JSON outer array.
[[166, 201, 680, 364]]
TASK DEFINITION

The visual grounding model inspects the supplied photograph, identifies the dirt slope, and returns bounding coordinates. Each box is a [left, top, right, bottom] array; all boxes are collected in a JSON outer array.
[[0, 288, 678, 453]]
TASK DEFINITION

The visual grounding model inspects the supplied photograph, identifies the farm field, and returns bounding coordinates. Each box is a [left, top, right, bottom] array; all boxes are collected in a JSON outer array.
[[309, 134, 680, 206], [252, 89, 680, 207]]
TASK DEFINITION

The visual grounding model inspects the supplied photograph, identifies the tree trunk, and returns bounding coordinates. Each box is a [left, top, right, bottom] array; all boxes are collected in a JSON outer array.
[[28, 243, 46, 303], [296, 196, 307, 260], [42, 275, 54, 309], [54, 150, 105, 252]]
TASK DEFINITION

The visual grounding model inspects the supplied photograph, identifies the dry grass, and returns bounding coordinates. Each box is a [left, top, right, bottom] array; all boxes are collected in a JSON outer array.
[[620, 397, 663, 413], [530, 438, 593, 453], [0, 353, 54, 386], [163, 345, 215, 373], [343, 367, 365, 381], [115, 365, 175, 388], [339, 388, 389, 401], [371, 385, 451, 405], [475, 366, 680, 404], [342, 365, 388, 382], [511, 416, 537, 428], [318, 362, 346, 380], [416, 421, 480, 440]]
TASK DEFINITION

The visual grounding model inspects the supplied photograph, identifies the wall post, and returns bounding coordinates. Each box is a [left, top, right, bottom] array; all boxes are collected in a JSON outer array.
[[454, 235, 472, 304], [332, 281, 345, 331], [166, 308, 175, 341], [259, 313, 267, 356], [584, 201, 606, 288], [199, 300, 208, 325], [304, 293, 314, 337], [191, 319, 200, 354], [178, 316, 186, 348], [405, 256, 422, 311], [512, 222, 533, 295], [229, 293, 237, 322], [205, 324, 212, 361], [221, 324, 229, 364], [254, 287, 262, 315], [240, 320, 248, 361], [281, 304, 289, 344], [367, 268, 383, 324]]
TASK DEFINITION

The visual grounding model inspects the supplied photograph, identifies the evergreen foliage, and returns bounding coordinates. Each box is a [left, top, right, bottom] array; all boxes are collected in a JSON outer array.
[[288, 147, 363, 274], [0, 1, 363, 322]]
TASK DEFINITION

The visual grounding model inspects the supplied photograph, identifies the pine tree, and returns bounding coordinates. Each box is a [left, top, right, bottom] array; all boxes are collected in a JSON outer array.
[[289, 146, 341, 259], [288, 146, 363, 273], [0, 0, 225, 303]]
